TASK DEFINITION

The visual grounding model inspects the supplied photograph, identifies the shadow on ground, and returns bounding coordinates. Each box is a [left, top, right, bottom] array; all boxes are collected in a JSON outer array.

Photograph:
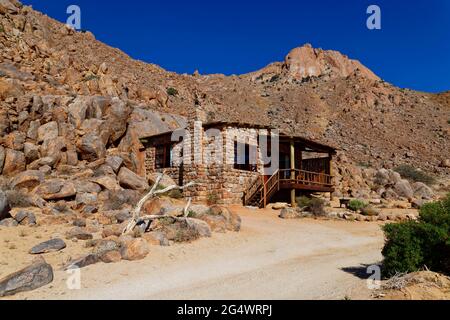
[[341, 263, 382, 280]]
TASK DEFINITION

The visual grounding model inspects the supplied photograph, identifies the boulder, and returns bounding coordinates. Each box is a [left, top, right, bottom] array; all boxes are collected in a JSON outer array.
[[105, 155, 123, 173], [197, 206, 241, 233], [77, 133, 106, 162], [119, 238, 150, 261], [0, 258, 53, 297], [10, 170, 44, 190], [0, 218, 17, 227], [2, 132, 25, 151], [65, 227, 93, 241], [412, 182, 434, 200], [91, 175, 122, 191], [28, 157, 57, 170], [0, 190, 10, 221], [13, 210, 36, 226], [99, 250, 122, 264], [75, 193, 98, 206], [68, 98, 88, 128], [27, 120, 40, 140], [29, 239, 67, 254], [360, 206, 380, 217], [102, 225, 122, 238], [37, 121, 59, 143], [74, 180, 101, 194], [187, 218, 212, 237], [394, 179, 414, 199], [279, 208, 301, 219], [142, 231, 170, 246], [73, 218, 87, 227], [64, 254, 100, 270], [24, 143, 40, 163], [189, 204, 212, 216], [440, 159, 450, 168], [148, 172, 176, 188], [118, 167, 149, 191], [270, 202, 289, 210], [34, 179, 76, 200], [160, 220, 200, 242], [198, 214, 228, 233], [2, 149, 26, 176], [92, 239, 121, 256]]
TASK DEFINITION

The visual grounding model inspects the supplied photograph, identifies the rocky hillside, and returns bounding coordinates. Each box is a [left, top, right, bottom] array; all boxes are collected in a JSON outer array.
[[1, 0, 449, 181]]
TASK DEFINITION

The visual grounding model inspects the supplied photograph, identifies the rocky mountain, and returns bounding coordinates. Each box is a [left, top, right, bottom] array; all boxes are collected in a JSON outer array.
[[1, 0, 449, 188]]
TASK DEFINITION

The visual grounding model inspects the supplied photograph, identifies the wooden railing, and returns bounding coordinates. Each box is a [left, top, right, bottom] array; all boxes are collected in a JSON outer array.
[[243, 175, 263, 206], [263, 170, 280, 207], [279, 169, 333, 187], [244, 169, 333, 208]]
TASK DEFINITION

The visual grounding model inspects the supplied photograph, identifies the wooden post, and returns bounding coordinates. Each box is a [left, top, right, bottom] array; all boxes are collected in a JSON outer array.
[[329, 152, 334, 201], [290, 140, 296, 207]]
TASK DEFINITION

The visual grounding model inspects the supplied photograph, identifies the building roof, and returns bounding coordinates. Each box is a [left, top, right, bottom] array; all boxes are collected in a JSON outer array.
[[140, 120, 337, 153]]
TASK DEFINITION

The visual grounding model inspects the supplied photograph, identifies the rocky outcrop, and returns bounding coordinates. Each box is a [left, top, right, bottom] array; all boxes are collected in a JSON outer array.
[[283, 44, 379, 81]]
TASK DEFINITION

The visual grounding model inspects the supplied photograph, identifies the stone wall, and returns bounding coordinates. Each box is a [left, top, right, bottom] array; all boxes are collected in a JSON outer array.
[[143, 119, 278, 205]]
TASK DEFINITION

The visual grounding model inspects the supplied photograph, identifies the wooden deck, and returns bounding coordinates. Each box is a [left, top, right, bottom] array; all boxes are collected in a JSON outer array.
[[244, 169, 334, 208]]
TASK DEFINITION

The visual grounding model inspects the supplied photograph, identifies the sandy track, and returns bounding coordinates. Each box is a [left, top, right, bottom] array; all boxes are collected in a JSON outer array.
[[12, 208, 385, 300]]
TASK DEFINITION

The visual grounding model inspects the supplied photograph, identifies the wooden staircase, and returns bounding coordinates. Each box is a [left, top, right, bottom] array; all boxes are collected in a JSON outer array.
[[243, 168, 334, 208], [243, 170, 280, 208]]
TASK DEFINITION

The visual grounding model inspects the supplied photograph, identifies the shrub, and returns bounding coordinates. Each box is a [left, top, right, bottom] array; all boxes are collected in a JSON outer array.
[[381, 193, 450, 277], [347, 199, 368, 212], [394, 165, 436, 185], [296, 196, 326, 216], [270, 75, 280, 83], [309, 198, 326, 216], [207, 193, 219, 206], [166, 87, 178, 96], [296, 196, 311, 208], [167, 189, 183, 199], [187, 210, 197, 218]]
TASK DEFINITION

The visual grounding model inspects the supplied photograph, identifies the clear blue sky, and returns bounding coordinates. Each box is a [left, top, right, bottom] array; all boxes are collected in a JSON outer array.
[[22, 0, 449, 93]]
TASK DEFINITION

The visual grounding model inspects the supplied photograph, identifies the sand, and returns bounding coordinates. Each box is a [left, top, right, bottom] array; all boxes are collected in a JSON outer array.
[[1, 207, 386, 300]]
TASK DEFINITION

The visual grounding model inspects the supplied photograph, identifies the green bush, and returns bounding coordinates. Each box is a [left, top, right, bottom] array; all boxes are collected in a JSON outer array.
[[187, 210, 197, 218], [381, 193, 450, 277], [347, 199, 368, 212], [207, 193, 219, 206], [394, 165, 436, 185], [166, 87, 178, 96], [296, 196, 311, 208], [296, 196, 326, 216]]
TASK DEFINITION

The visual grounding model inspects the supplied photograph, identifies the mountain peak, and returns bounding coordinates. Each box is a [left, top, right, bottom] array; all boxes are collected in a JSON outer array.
[[284, 44, 379, 81]]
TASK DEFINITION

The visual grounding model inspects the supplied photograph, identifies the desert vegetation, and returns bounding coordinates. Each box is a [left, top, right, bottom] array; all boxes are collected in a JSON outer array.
[[382, 193, 450, 277]]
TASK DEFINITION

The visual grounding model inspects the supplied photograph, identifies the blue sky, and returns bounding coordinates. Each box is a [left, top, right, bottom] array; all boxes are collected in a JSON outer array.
[[22, 0, 449, 93]]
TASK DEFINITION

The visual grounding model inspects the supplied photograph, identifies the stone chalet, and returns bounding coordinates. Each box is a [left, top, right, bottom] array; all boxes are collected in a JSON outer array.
[[140, 108, 337, 208]]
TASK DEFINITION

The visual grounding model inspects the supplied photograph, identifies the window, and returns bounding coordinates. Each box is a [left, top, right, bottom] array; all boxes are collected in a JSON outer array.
[[234, 141, 257, 172], [155, 144, 172, 169]]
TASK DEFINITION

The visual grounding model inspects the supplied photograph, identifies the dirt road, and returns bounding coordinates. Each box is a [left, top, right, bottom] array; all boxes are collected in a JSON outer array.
[[13, 208, 385, 300]]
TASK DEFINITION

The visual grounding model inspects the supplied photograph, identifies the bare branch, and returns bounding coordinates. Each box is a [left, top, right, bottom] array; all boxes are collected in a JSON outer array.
[[122, 172, 199, 235]]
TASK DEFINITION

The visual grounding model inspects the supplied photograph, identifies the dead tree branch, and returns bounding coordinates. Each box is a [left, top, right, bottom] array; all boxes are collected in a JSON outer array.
[[122, 173, 198, 235]]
